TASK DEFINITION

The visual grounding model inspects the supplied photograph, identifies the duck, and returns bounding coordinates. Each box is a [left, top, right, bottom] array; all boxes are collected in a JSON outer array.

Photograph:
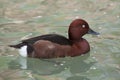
[[9, 19, 99, 59]]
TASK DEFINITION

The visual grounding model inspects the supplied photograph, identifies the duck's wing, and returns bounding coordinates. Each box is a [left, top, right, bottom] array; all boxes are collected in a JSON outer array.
[[9, 34, 72, 48]]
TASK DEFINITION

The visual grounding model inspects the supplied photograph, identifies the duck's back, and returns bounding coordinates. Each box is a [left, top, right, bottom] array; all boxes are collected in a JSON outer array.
[[23, 34, 72, 45], [9, 34, 72, 49]]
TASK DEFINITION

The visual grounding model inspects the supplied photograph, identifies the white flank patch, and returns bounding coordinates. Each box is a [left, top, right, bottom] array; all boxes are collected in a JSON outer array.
[[18, 46, 27, 57]]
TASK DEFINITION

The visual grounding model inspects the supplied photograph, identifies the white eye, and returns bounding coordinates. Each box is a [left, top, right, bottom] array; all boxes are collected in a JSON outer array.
[[82, 25, 86, 28]]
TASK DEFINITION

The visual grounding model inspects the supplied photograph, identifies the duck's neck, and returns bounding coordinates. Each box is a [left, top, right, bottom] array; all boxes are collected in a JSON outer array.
[[71, 38, 83, 43], [68, 29, 84, 42]]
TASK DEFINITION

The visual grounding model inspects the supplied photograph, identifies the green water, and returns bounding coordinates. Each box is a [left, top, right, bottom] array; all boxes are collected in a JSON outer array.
[[0, 0, 120, 80]]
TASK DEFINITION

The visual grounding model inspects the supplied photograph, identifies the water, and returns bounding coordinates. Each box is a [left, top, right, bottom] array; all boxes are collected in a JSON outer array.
[[0, 0, 120, 80]]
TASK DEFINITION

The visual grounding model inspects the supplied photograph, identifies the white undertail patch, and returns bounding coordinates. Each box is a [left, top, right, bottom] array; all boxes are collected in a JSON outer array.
[[18, 46, 27, 57]]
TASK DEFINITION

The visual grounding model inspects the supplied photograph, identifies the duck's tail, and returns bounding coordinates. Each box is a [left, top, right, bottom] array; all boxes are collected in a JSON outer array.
[[9, 43, 25, 49]]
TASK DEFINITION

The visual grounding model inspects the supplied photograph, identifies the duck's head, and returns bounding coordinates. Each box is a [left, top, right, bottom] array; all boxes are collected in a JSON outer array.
[[68, 19, 99, 41]]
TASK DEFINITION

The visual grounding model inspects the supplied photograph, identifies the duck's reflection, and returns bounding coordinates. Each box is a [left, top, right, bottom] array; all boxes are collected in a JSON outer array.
[[8, 53, 95, 79], [8, 56, 65, 75]]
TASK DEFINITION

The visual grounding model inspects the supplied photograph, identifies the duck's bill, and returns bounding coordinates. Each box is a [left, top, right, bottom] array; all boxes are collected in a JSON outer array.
[[87, 28, 100, 35]]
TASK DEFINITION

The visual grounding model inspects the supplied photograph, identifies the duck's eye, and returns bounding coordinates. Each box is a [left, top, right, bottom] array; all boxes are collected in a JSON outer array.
[[82, 25, 86, 28]]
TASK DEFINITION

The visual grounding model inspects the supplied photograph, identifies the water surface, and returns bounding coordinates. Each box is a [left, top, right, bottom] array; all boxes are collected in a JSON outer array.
[[0, 0, 120, 80]]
